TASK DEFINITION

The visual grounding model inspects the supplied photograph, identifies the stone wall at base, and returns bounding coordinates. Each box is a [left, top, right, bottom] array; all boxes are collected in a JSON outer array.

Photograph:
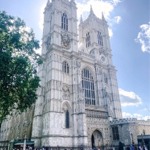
[[110, 118, 150, 146]]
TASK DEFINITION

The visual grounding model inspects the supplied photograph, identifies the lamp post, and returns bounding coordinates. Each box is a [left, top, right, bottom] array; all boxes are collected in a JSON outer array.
[[129, 131, 133, 144], [141, 133, 145, 146], [130, 132, 133, 144], [23, 120, 28, 150], [23, 135, 26, 150], [9, 139, 14, 150]]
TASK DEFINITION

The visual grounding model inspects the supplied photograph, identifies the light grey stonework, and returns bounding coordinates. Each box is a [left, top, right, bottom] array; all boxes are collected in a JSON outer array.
[[110, 118, 150, 146], [1, 0, 150, 149], [32, 0, 122, 148]]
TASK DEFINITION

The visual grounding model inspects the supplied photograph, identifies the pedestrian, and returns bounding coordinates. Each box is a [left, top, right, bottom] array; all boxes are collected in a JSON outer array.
[[138, 145, 142, 150], [119, 141, 124, 150], [143, 145, 148, 150], [130, 144, 135, 150], [126, 145, 130, 150]]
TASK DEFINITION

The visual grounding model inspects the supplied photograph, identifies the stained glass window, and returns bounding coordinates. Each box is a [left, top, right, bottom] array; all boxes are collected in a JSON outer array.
[[82, 68, 95, 105], [61, 13, 68, 31]]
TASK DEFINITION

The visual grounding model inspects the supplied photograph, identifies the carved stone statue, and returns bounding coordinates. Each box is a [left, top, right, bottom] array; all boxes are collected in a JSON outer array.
[[46, 35, 51, 50], [62, 85, 70, 100], [61, 33, 71, 49]]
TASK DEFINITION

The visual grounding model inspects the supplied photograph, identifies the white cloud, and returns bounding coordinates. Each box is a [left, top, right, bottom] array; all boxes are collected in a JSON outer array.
[[119, 88, 142, 107], [135, 22, 150, 53], [108, 28, 113, 38], [123, 112, 150, 120], [39, 2, 46, 30], [114, 16, 122, 24], [77, 0, 122, 37], [39, 0, 122, 37], [76, 0, 121, 21], [113, 0, 121, 6], [35, 41, 42, 55], [77, 0, 114, 20]]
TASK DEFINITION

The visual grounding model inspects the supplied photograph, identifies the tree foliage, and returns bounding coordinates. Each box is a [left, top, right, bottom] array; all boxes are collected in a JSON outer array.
[[0, 11, 42, 126]]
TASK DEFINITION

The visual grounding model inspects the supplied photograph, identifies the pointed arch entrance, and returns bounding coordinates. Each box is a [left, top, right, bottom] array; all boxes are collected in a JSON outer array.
[[91, 130, 103, 148]]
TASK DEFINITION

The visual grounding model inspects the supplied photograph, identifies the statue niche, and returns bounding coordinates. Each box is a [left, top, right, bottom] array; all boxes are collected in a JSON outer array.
[[62, 85, 70, 100]]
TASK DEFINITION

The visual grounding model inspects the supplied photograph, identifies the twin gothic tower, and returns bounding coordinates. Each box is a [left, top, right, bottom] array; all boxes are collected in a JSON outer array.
[[32, 0, 122, 148]]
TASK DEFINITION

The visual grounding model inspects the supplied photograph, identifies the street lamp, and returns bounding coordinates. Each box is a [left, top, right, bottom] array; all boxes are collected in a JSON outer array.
[[23, 121, 28, 150], [23, 135, 26, 150], [129, 131, 133, 144], [141, 133, 145, 146], [130, 132, 133, 144]]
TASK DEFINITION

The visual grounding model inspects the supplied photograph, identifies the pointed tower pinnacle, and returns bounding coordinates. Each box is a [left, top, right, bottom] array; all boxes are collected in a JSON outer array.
[[102, 12, 105, 21], [80, 15, 83, 23], [90, 5, 94, 14], [46, 0, 50, 5]]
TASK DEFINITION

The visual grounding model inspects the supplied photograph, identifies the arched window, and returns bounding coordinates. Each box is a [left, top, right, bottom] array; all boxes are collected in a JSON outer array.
[[86, 32, 91, 48], [82, 68, 95, 105], [62, 61, 69, 74], [97, 31, 103, 46], [90, 49, 95, 56], [61, 13, 68, 31], [102, 88, 107, 98], [65, 110, 69, 128], [104, 73, 108, 84], [112, 126, 119, 140]]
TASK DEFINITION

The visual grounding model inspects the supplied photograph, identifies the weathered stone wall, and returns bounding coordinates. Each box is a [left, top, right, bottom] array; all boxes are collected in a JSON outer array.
[[0, 106, 34, 149], [137, 120, 150, 135], [87, 116, 111, 147], [0, 0, 123, 148], [111, 118, 150, 146]]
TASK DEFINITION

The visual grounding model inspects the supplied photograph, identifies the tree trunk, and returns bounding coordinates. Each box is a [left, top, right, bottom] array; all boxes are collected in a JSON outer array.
[[0, 121, 2, 129]]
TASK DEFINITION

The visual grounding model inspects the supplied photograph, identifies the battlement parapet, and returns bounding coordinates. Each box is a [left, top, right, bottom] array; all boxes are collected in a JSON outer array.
[[137, 119, 150, 125], [110, 118, 137, 125]]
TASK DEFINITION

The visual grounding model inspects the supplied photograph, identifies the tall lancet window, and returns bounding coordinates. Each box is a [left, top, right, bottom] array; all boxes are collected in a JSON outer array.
[[61, 13, 68, 31], [86, 32, 91, 48], [112, 126, 119, 140], [62, 61, 69, 74], [97, 31, 103, 46], [65, 110, 70, 128], [82, 68, 95, 105]]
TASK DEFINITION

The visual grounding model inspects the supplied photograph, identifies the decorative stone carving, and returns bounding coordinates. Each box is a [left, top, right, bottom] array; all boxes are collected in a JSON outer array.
[[102, 88, 107, 98], [76, 59, 81, 68], [62, 85, 70, 100], [61, 33, 71, 49], [86, 110, 108, 119], [99, 54, 107, 65], [0, 0, 127, 148], [46, 35, 51, 50], [103, 73, 108, 84]]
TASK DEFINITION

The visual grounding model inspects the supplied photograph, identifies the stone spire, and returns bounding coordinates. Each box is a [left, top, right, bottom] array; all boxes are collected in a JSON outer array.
[[80, 15, 83, 23], [102, 12, 105, 21], [46, 0, 50, 6], [90, 5, 94, 15], [89, 5, 97, 19]]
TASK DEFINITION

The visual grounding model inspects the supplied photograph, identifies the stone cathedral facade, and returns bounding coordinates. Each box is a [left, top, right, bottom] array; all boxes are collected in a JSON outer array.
[[0, 0, 132, 147], [31, 0, 122, 148], [1, 0, 150, 149]]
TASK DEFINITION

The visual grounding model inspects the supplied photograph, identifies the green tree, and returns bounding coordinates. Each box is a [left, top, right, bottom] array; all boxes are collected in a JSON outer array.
[[0, 11, 42, 127]]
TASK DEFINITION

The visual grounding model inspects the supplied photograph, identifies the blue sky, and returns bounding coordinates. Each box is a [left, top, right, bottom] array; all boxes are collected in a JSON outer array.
[[0, 0, 150, 120]]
